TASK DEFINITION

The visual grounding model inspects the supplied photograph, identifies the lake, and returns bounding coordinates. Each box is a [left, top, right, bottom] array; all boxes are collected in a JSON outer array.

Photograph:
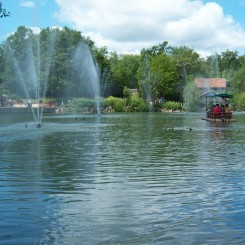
[[0, 112, 245, 244]]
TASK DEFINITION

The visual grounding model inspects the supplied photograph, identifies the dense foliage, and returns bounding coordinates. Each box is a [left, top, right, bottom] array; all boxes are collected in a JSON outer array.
[[0, 26, 245, 111]]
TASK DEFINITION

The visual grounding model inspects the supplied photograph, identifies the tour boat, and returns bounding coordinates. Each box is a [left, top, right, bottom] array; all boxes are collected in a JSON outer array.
[[201, 93, 236, 122]]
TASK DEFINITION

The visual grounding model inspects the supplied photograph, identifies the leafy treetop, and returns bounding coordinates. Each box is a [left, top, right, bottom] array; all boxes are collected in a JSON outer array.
[[0, 2, 10, 18]]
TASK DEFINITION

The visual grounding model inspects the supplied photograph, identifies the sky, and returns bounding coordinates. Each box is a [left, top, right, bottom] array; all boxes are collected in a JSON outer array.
[[1, 0, 245, 57]]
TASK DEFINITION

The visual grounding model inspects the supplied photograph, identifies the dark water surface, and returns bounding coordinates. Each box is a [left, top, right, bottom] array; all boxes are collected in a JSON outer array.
[[0, 112, 245, 244]]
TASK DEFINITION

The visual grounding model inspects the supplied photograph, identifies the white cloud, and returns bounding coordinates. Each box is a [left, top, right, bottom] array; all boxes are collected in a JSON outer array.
[[54, 0, 245, 56], [20, 1, 36, 8]]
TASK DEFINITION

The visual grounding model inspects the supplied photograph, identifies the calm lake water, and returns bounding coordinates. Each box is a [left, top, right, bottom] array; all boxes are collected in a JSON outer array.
[[0, 112, 245, 245]]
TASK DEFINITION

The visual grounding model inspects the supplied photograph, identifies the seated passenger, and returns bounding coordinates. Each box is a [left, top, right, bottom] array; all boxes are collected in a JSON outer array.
[[225, 104, 231, 113], [213, 104, 221, 115]]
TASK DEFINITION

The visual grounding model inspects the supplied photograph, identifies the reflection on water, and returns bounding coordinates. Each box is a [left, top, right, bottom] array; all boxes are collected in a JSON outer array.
[[0, 113, 245, 244]]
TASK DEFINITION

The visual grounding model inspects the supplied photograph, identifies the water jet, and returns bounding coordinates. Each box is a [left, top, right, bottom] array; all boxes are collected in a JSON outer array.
[[4, 30, 57, 128], [72, 42, 101, 116]]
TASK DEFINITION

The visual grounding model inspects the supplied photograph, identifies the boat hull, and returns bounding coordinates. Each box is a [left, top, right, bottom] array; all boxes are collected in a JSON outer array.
[[202, 117, 236, 122]]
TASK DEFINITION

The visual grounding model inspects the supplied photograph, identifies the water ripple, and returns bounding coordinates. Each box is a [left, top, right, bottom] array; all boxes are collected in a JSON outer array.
[[0, 113, 245, 244]]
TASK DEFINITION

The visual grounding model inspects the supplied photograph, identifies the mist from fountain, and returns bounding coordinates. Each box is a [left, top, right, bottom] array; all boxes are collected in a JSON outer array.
[[180, 62, 188, 108], [72, 42, 101, 115], [211, 53, 220, 78], [5, 32, 102, 125], [141, 54, 153, 111], [5, 32, 56, 127], [101, 68, 110, 98], [183, 53, 225, 112]]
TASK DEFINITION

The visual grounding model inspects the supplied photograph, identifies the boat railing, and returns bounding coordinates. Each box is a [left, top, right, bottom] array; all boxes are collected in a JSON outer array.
[[206, 112, 232, 120]]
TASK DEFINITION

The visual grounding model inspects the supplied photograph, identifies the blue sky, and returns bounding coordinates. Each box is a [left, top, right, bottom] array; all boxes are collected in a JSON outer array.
[[0, 0, 60, 39], [202, 0, 245, 28], [1, 0, 245, 57]]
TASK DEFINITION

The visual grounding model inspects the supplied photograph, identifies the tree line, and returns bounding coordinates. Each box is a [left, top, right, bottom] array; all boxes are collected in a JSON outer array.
[[0, 26, 245, 110]]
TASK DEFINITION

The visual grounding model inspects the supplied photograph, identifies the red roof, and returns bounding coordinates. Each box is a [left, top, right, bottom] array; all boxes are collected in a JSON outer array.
[[195, 78, 226, 88]]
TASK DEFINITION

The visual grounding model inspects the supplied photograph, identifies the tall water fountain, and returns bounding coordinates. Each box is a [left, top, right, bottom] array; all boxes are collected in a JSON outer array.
[[71, 42, 101, 115], [211, 53, 220, 78], [5, 31, 57, 128], [183, 52, 227, 112], [141, 54, 153, 111], [4, 32, 101, 127]]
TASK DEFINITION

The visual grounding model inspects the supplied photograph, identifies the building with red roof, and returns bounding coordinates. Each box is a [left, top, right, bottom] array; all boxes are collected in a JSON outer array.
[[195, 78, 226, 93]]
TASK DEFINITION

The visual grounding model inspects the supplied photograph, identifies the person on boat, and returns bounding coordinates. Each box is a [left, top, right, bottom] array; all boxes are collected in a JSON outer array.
[[213, 104, 221, 115], [225, 104, 232, 119], [225, 104, 231, 113], [220, 104, 225, 117], [207, 106, 213, 112], [207, 105, 214, 118]]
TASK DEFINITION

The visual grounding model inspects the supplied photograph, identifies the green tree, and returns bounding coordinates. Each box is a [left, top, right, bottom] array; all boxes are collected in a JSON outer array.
[[230, 62, 245, 94], [149, 53, 179, 101], [183, 79, 201, 111], [0, 46, 5, 84], [169, 46, 205, 104], [227, 60, 245, 110], [2, 26, 36, 97], [108, 53, 140, 97], [143, 41, 170, 56], [205, 50, 241, 80], [170, 46, 204, 79], [46, 27, 94, 98], [219, 50, 240, 73], [138, 47, 180, 102], [234, 92, 245, 111], [47, 27, 78, 98], [92, 46, 111, 97]]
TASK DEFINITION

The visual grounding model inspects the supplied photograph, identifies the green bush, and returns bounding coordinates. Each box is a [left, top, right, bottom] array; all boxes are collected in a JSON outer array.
[[234, 92, 245, 111], [128, 93, 148, 112], [114, 98, 125, 112], [70, 98, 99, 112], [102, 96, 125, 112], [154, 100, 164, 109], [163, 101, 180, 110]]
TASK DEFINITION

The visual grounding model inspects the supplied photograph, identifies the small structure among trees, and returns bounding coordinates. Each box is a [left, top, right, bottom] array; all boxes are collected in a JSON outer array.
[[192, 78, 227, 111], [195, 78, 227, 94]]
